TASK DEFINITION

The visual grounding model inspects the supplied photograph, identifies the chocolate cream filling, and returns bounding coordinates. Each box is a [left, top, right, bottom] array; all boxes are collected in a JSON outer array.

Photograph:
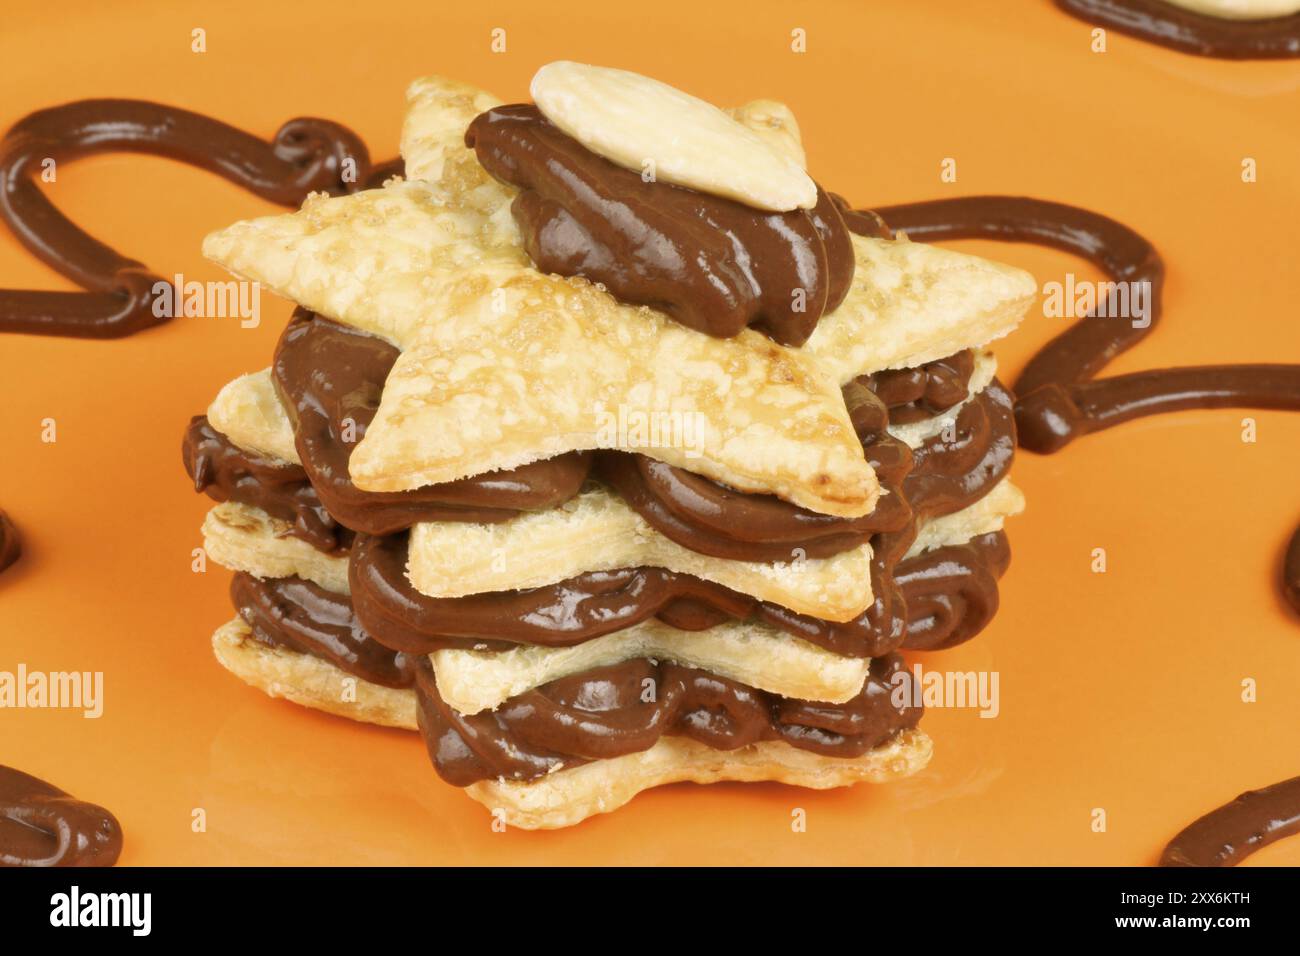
[[414, 652, 923, 786], [230, 571, 416, 688], [348, 381, 1014, 658], [186, 308, 978, 563], [235, 520, 1010, 699], [465, 104, 857, 346]]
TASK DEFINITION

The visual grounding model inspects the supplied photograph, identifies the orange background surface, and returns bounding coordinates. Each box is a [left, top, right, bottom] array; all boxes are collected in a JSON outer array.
[[1, 0, 1298, 866]]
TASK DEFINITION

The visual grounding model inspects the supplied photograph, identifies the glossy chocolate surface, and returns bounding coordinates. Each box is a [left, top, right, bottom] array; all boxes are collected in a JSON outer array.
[[466, 104, 855, 345], [0, 766, 122, 867], [414, 652, 922, 785], [1160, 775, 1300, 866]]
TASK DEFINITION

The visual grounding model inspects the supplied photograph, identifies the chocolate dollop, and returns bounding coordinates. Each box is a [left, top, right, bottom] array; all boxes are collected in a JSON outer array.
[[465, 104, 855, 346]]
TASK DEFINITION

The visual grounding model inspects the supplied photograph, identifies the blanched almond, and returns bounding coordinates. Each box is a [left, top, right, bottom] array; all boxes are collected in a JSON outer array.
[[531, 61, 817, 212]]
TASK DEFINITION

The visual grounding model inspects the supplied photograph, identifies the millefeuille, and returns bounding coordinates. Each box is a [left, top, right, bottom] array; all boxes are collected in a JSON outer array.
[[184, 61, 1033, 828]]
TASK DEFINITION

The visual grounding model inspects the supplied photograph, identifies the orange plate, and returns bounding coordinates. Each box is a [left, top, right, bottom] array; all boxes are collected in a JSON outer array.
[[2, 0, 1298, 866]]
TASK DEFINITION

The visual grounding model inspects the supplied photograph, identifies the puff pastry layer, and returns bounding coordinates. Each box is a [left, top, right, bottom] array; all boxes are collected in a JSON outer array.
[[425, 478, 1023, 714], [466, 729, 933, 829], [431, 617, 872, 716], [211, 617, 417, 729]]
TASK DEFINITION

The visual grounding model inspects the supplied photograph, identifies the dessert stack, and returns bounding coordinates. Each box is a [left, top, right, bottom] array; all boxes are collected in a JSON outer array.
[[182, 63, 1035, 828]]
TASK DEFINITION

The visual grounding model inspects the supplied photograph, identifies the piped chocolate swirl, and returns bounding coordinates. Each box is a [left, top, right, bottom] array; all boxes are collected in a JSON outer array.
[[414, 652, 922, 786], [183, 416, 350, 555], [231, 572, 415, 689], [876, 195, 1300, 613], [465, 104, 855, 346], [271, 311, 591, 530]]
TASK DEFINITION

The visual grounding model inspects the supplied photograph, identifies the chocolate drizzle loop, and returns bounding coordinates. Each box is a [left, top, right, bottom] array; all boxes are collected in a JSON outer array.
[[876, 196, 1300, 618], [0, 100, 400, 338]]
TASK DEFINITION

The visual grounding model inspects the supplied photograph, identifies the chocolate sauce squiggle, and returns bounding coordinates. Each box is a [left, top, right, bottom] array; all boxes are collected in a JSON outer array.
[[877, 195, 1300, 616], [1285, 524, 1300, 614], [875, 196, 1165, 398], [878, 195, 1300, 862], [0, 766, 122, 867], [0, 100, 399, 338], [0, 509, 20, 574], [1056, 0, 1300, 60], [1160, 775, 1300, 866], [1017, 364, 1300, 453]]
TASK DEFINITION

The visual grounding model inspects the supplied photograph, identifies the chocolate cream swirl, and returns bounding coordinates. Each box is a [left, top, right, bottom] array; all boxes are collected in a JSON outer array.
[[414, 652, 923, 786], [465, 104, 856, 346]]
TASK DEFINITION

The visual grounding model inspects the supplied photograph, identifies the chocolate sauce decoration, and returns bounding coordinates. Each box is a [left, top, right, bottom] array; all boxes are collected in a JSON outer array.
[[1285, 524, 1300, 614], [876, 195, 1300, 619], [1160, 775, 1300, 866], [0, 766, 122, 867], [877, 195, 1300, 864], [0, 509, 20, 574], [1056, 0, 1300, 59], [0, 100, 401, 338]]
